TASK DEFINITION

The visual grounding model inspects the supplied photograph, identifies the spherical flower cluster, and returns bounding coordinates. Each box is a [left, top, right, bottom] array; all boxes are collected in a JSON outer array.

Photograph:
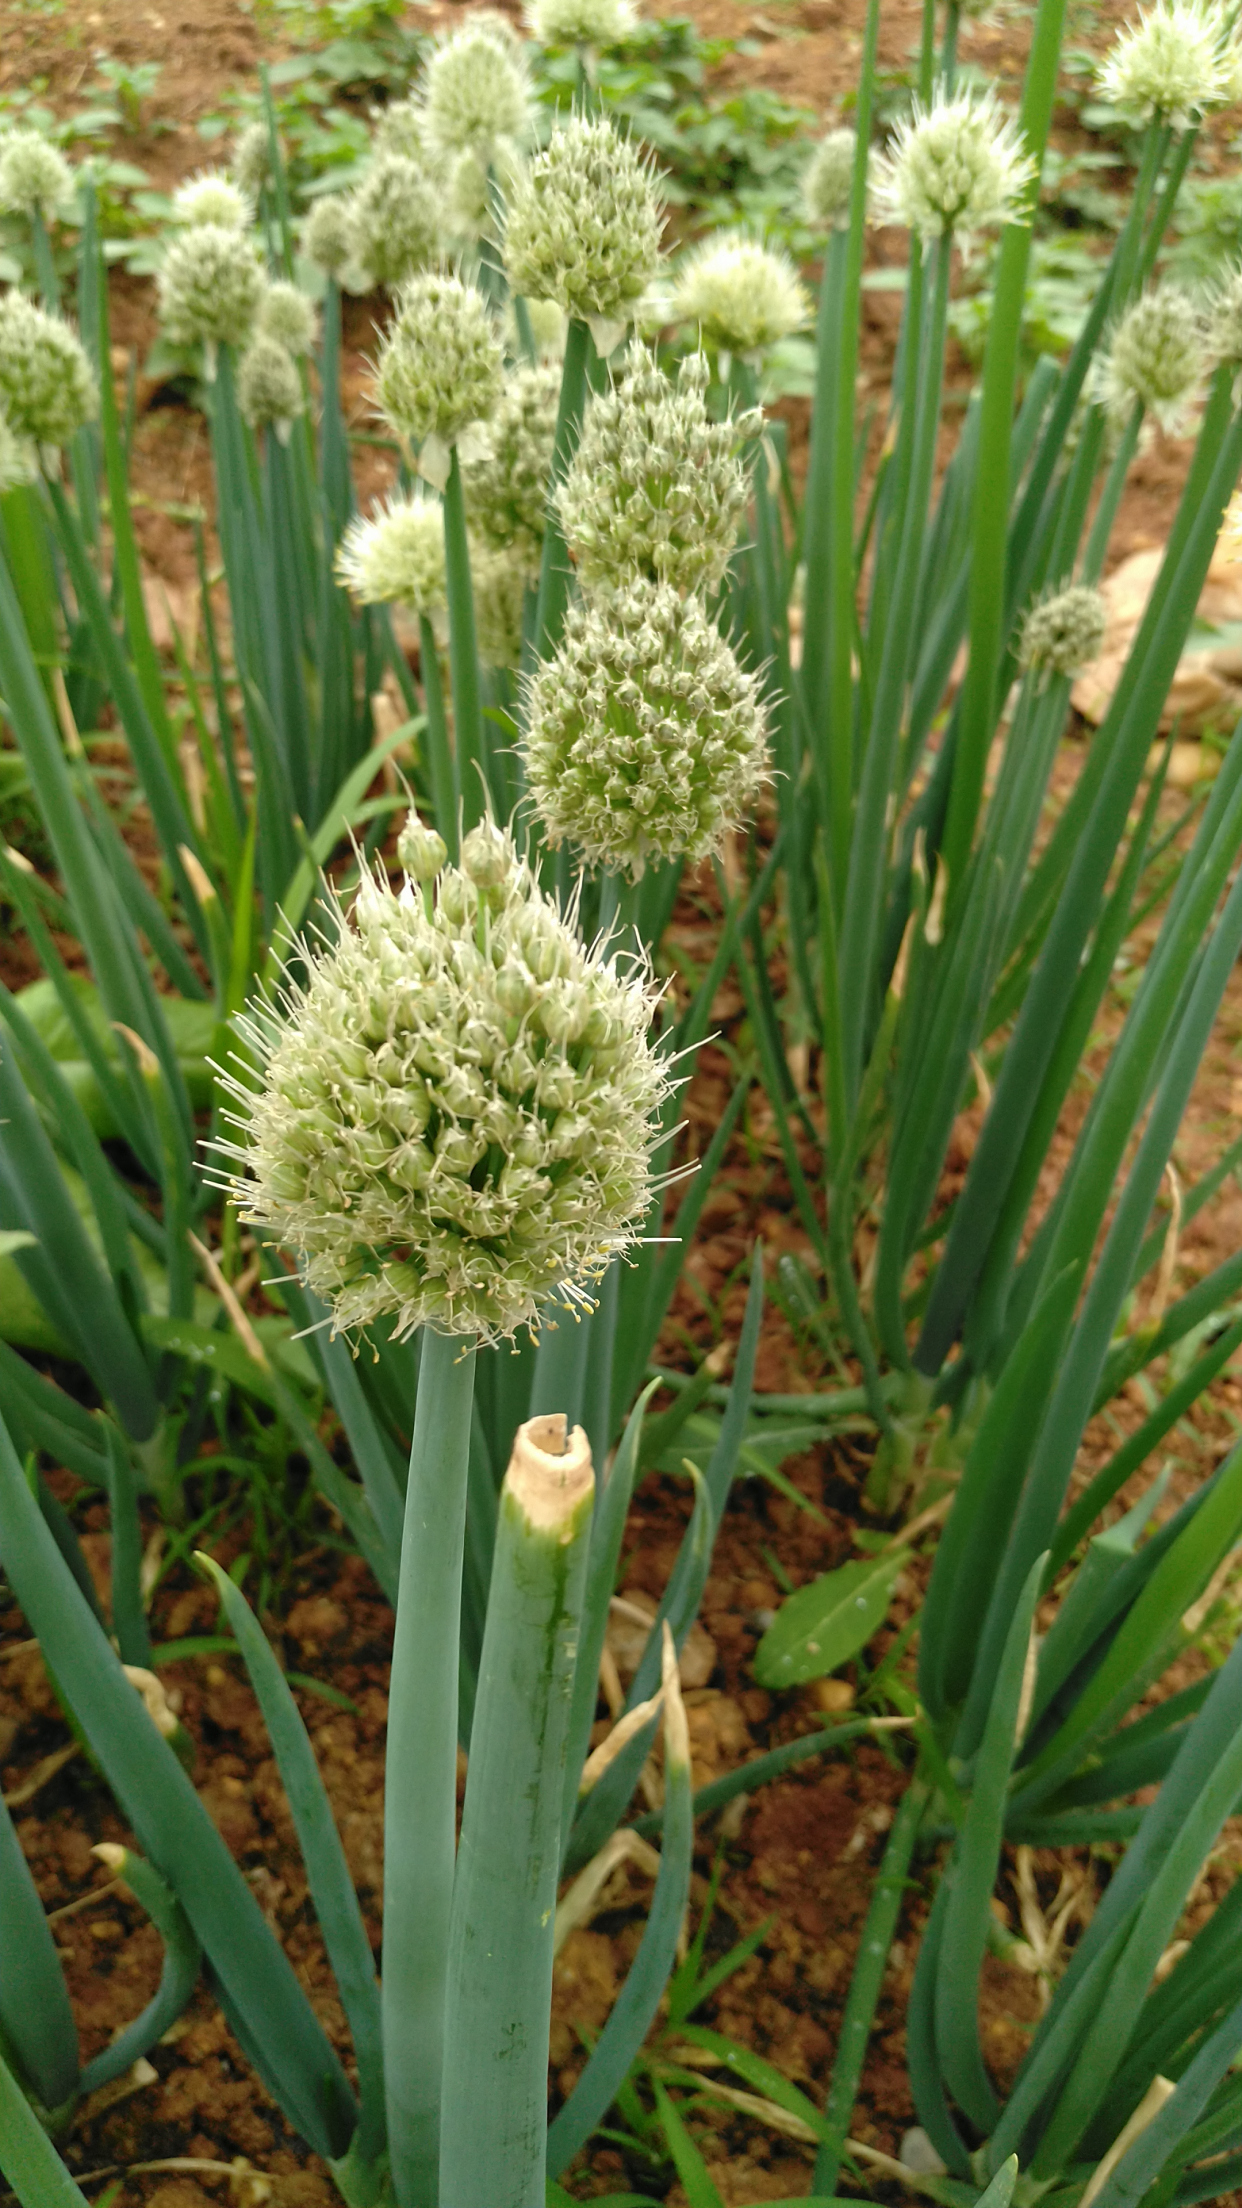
[[217, 822, 671, 1343], [461, 361, 560, 559], [157, 223, 265, 353], [304, 194, 354, 281], [171, 170, 251, 231], [669, 236, 809, 358], [345, 153, 439, 292], [420, 19, 531, 163], [504, 114, 664, 333], [557, 343, 758, 595], [525, 0, 639, 45], [471, 542, 531, 665], [238, 334, 303, 436], [873, 86, 1036, 246], [0, 294, 97, 450], [802, 128, 859, 230], [1097, 0, 1238, 129], [1103, 289, 1204, 432], [0, 130, 74, 221], [374, 271, 504, 462], [1019, 584, 1107, 677], [258, 279, 317, 356], [523, 578, 768, 878], [336, 491, 448, 620], [232, 119, 274, 200]]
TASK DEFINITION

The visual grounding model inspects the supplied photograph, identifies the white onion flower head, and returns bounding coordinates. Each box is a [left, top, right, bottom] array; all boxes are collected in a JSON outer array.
[[232, 119, 274, 200], [238, 334, 303, 438], [374, 271, 504, 470], [461, 360, 560, 560], [874, 85, 1036, 247], [1098, 0, 1238, 128], [171, 170, 251, 231], [420, 19, 531, 164], [1103, 288, 1204, 432], [258, 279, 318, 356], [345, 153, 439, 292], [336, 490, 448, 621], [669, 236, 809, 359], [157, 223, 265, 354], [557, 343, 759, 595], [523, 577, 769, 879], [1019, 584, 1107, 677], [304, 194, 354, 281], [504, 114, 664, 339], [802, 128, 861, 231], [1204, 266, 1242, 365], [216, 823, 672, 1344], [526, 0, 639, 46], [0, 130, 74, 221], [0, 294, 97, 450]]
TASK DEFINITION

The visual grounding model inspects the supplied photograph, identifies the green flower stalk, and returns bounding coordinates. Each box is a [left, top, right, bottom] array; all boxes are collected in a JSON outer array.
[[1097, 0, 1240, 127], [461, 360, 561, 561], [669, 235, 809, 360], [523, 578, 769, 878], [216, 821, 671, 1342], [0, 293, 97, 451], [156, 222, 265, 361], [557, 342, 759, 595], [420, 16, 532, 166], [170, 170, 251, 231], [1103, 289, 1205, 433], [374, 270, 504, 483], [257, 279, 317, 356], [336, 490, 448, 623], [237, 334, 303, 439], [344, 152, 439, 293], [873, 84, 1037, 249], [0, 131, 73, 222], [504, 113, 664, 351], [1019, 583, 1108, 677]]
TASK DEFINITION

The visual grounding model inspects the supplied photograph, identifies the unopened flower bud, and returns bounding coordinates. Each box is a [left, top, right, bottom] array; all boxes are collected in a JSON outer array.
[[802, 128, 860, 231], [238, 333, 303, 434], [397, 812, 448, 879]]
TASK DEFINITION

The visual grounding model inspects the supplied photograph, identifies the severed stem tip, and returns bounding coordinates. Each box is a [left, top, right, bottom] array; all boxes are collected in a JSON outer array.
[[506, 1412, 594, 1533]]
